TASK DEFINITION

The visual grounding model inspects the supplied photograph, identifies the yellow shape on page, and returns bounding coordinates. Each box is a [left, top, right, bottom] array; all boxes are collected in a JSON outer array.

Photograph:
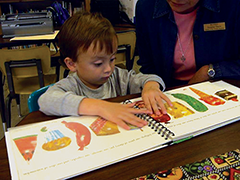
[[90, 117, 120, 136], [164, 101, 194, 119]]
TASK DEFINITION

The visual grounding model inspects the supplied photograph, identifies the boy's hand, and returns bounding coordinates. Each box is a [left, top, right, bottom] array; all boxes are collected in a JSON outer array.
[[79, 99, 150, 130], [141, 81, 172, 115], [100, 102, 150, 130]]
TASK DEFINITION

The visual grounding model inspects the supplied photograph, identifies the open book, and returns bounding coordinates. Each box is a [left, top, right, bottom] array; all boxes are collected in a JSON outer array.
[[5, 81, 240, 179]]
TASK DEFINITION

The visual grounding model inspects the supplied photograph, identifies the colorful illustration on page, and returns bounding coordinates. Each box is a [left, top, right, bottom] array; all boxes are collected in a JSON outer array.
[[215, 89, 238, 101], [13, 134, 38, 162], [171, 93, 208, 112], [189, 87, 225, 105], [42, 129, 71, 151], [164, 101, 194, 119], [90, 117, 120, 135], [62, 121, 91, 150], [135, 100, 171, 123]]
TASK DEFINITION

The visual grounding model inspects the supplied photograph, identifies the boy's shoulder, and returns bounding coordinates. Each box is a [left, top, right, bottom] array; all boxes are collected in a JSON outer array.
[[111, 66, 126, 75], [112, 66, 138, 76], [56, 72, 79, 84]]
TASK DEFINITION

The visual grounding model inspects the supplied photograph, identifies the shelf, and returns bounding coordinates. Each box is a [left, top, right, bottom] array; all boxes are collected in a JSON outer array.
[[0, 0, 89, 14], [0, 0, 45, 3]]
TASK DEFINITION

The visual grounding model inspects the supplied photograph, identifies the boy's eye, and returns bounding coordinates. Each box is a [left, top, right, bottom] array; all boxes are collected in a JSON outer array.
[[94, 63, 102, 67], [110, 57, 116, 62]]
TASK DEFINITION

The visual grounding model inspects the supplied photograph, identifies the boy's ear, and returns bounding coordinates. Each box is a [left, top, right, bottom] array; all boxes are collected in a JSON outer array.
[[64, 57, 77, 72]]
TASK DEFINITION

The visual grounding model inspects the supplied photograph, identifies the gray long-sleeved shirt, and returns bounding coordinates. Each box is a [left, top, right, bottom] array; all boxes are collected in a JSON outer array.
[[38, 67, 165, 116]]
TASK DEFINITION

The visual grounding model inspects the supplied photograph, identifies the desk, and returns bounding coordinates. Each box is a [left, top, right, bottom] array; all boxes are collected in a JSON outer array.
[[0, 33, 60, 70], [0, 24, 135, 48], [0, 37, 58, 49], [0, 80, 240, 180]]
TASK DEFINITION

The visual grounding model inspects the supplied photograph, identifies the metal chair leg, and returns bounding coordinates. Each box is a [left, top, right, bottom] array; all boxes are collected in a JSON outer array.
[[16, 94, 22, 117], [5, 95, 12, 128], [0, 71, 7, 131]]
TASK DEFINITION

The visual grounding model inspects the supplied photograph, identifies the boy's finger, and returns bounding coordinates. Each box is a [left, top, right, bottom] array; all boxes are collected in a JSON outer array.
[[141, 98, 153, 114], [158, 101, 167, 114], [149, 99, 161, 115], [118, 111, 147, 124], [131, 108, 151, 115], [162, 95, 173, 107], [123, 102, 136, 107], [155, 96, 167, 114], [115, 119, 130, 130], [126, 116, 148, 127]]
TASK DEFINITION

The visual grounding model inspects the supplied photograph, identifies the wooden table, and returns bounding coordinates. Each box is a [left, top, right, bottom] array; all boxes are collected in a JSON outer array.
[[1, 80, 240, 179]]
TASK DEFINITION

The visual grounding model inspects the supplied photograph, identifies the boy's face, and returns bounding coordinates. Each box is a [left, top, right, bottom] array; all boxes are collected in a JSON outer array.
[[70, 41, 118, 89]]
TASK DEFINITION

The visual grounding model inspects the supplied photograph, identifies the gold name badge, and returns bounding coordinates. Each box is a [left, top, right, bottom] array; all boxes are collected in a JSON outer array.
[[204, 22, 226, 31]]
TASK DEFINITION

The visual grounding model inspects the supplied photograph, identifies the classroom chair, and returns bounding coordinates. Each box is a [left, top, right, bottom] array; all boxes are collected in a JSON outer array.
[[28, 84, 53, 113], [115, 44, 132, 70], [116, 31, 136, 70], [0, 46, 58, 129]]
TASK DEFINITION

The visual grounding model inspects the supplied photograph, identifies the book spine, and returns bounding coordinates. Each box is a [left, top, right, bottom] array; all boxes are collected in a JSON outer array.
[[137, 114, 175, 140], [123, 100, 175, 140]]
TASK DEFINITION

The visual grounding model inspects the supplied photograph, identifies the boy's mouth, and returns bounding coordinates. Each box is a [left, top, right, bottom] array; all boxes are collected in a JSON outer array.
[[102, 76, 110, 80]]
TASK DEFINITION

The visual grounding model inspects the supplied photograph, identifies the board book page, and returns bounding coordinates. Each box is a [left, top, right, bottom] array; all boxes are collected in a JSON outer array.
[[6, 116, 168, 180], [129, 81, 240, 142], [5, 80, 240, 179]]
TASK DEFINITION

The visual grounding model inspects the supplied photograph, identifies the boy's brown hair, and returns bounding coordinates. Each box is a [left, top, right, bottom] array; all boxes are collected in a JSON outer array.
[[58, 11, 117, 64]]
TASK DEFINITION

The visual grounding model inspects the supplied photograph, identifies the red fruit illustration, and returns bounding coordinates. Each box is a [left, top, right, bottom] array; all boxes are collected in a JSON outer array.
[[14, 135, 37, 161], [136, 100, 171, 123], [62, 121, 91, 150]]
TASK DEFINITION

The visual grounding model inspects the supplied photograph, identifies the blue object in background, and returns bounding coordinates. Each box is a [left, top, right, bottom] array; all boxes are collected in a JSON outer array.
[[28, 84, 54, 112]]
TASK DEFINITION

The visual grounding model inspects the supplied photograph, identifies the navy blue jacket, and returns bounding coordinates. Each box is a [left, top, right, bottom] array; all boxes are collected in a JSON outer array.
[[136, 0, 240, 87]]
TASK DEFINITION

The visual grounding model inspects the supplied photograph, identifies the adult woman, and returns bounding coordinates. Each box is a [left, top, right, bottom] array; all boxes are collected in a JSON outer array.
[[135, 0, 240, 87]]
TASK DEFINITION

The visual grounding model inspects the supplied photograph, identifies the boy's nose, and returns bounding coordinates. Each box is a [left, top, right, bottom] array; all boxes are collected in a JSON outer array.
[[104, 64, 112, 73]]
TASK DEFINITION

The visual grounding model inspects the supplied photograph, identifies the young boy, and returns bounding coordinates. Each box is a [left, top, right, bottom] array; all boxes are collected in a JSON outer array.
[[38, 12, 172, 130]]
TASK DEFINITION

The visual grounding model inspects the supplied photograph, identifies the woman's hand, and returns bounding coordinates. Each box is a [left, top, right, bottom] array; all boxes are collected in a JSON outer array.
[[188, 65, 210, 85], [141, 81, 172, 115]]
